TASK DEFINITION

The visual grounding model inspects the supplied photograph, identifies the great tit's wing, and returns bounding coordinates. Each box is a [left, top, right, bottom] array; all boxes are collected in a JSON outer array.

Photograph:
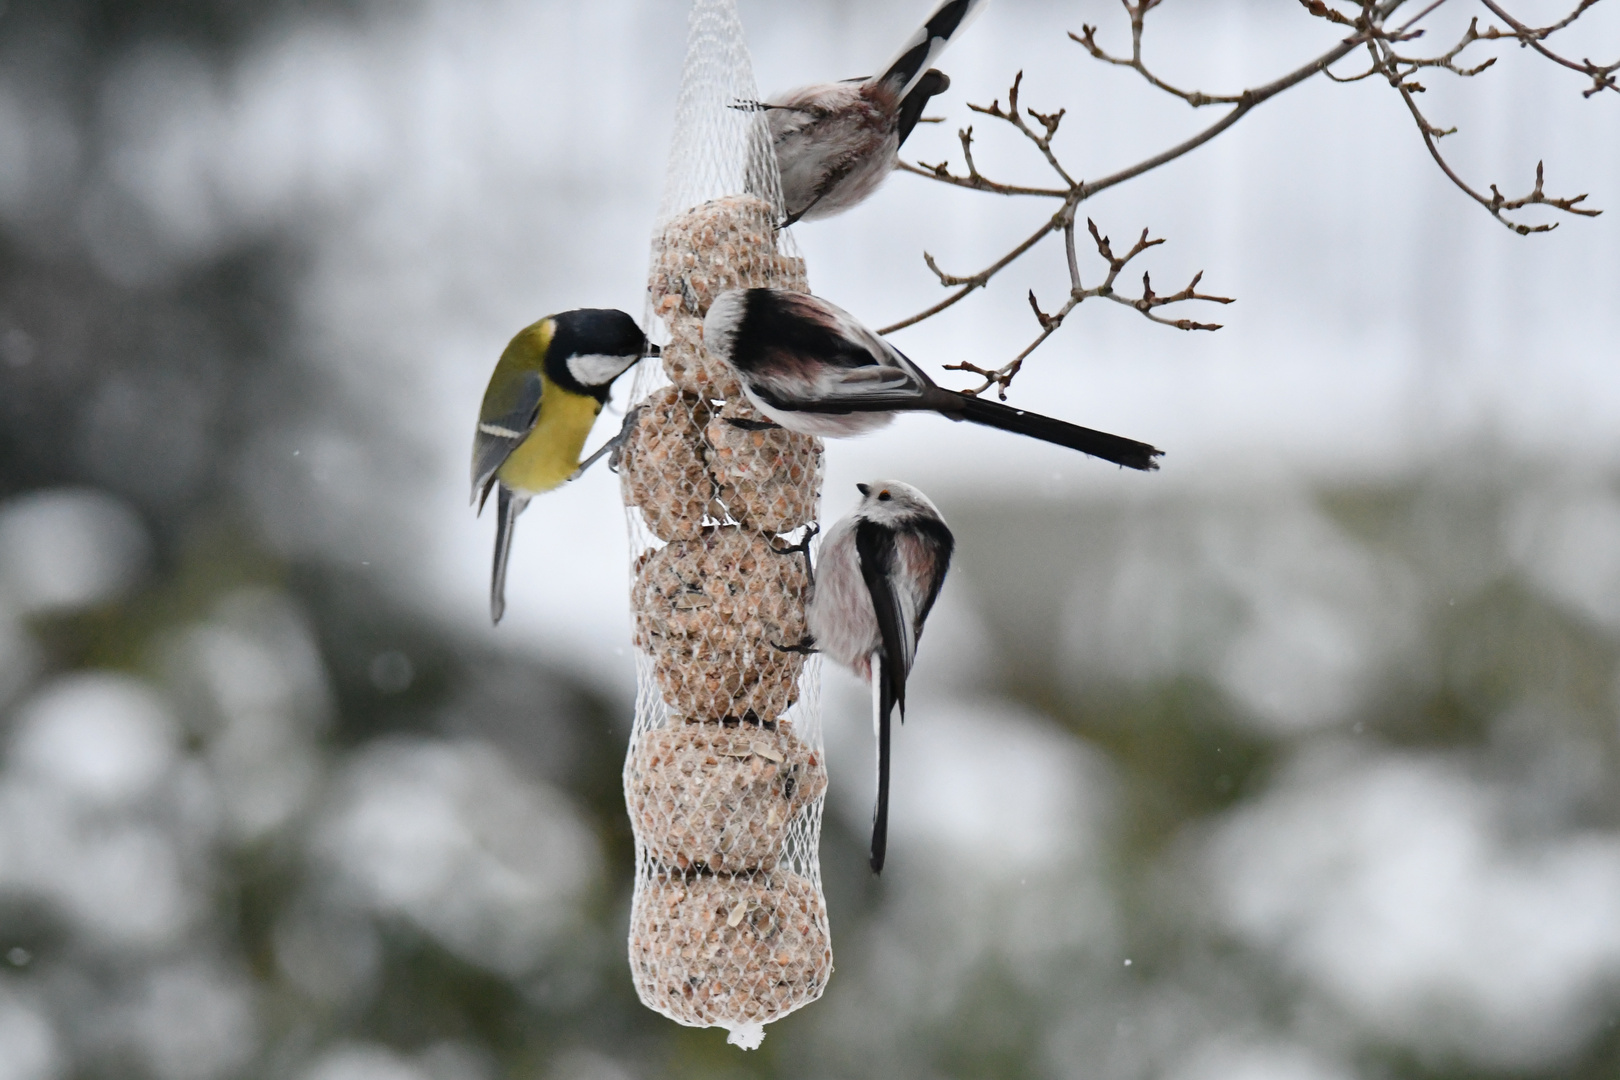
[[472, 368, 543, 510]]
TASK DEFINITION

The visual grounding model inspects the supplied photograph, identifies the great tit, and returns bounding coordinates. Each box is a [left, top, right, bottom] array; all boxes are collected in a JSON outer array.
[[748, 0, 989, 225], [806, 481, 954, 873], [472, 308, 652, 624], [702, 287, 1164, 471]]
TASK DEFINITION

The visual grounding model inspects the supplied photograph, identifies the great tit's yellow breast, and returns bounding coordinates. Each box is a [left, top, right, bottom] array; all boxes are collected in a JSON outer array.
[[495, 374, 602, 495]]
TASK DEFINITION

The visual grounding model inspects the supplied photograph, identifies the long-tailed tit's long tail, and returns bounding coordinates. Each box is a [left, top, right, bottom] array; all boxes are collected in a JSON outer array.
[[873, 0, 991, 100], [938, 390, 1164, 472], [870, 652, 896, 874]]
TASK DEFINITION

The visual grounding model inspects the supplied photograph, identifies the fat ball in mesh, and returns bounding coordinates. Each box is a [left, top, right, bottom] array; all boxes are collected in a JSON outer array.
[[629, 869, 832, 1030], [633, 526, 809, 722], [618, 386, 717, 543], [626, 721, 827, 873]]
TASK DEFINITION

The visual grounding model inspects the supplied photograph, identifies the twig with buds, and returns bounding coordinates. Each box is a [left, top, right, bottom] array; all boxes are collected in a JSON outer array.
[[886, 0, 1607, 396]]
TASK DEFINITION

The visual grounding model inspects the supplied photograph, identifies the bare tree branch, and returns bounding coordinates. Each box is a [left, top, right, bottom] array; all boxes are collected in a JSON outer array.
[[968, 71, 1078, 186], [1068, 9, 1246, 108], [886, 0, 1606, 394], [1369, 33, 1601, 233], [943, 219, 1233, 398], [1477, 0, 1619, 96], [880, 27, 1370, 336], [880, 211, 1062, 334], [898, 125, 1067, 196]]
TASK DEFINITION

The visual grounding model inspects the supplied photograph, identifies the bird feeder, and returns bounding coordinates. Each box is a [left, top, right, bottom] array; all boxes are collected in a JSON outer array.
[[618, 0, 831, 1050]]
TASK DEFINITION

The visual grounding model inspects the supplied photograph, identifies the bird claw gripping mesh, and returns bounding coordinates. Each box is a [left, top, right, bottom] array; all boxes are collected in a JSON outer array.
[[620, 0, 830, 1049]]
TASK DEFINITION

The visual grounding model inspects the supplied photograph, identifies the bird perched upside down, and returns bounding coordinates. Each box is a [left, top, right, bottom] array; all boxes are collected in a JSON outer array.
[[472, 308, 653, 624], [806, 481, 954, 873], [752, 0, 990, 225], [703, 287, 1164, 471]]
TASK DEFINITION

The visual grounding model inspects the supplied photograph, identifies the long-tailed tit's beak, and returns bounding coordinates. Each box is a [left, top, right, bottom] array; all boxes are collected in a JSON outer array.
[[856, 483, 871, 496]]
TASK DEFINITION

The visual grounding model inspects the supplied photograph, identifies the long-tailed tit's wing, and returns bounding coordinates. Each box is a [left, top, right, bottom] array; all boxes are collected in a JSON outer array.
[[809, 293, 924, 378], [751, 359, 933, 414], [856, 518, 915, 715], [873, 0, 990, 102], [896, 69, 949, 148], [720, 289, 938, 413], [472, 369, 543, 511], [903, 516, 956, 634]]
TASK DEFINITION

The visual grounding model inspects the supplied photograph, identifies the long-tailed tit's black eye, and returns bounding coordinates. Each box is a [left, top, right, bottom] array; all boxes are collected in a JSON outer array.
[[877, 491, 892, 501]]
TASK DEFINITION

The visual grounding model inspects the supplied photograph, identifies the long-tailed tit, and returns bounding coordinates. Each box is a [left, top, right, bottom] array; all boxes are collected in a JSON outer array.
[[806, 481, 954, 873], [703, 288, 1164, 471], [751, 0, 990, 225]]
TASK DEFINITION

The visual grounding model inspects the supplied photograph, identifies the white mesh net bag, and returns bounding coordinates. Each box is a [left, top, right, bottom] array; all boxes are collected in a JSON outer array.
[[619, 0, 830, 1051]]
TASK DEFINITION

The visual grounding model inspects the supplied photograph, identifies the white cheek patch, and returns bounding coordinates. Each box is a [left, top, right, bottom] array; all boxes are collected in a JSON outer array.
[[567, 352, 635, 387]]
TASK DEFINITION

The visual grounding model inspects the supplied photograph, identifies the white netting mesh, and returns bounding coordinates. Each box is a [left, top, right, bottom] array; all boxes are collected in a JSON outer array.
[[620, 0, 829, 1050]]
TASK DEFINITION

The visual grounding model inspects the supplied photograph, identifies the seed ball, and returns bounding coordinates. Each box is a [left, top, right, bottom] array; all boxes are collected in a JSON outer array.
[[706, 400, 822, 534], [620, 387, 714, 543], [632, 526, 808, 721], [650, 195, 811, 319], [661, 312, 742, 399], [629, 870, 832, 1029], [626, 722, 827, 874]]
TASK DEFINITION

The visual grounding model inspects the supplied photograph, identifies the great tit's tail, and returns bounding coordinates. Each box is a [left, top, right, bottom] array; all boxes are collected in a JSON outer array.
[[873, 0, 988, 102], [490, 486, 530, 625], [870, 652, 897, 874], [946, 391, 1164, 472]]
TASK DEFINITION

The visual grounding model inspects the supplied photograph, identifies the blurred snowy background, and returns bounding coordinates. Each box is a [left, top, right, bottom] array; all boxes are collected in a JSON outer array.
[[2, 0, 1619, 1077]]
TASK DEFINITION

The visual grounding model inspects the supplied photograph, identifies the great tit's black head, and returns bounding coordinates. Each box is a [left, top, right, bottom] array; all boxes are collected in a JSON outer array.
[[547, 308, 651, 395]]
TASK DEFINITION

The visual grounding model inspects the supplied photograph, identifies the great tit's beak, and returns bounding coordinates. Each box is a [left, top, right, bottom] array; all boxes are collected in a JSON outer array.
[[856, 483, 871, 497], [644, 343, 661, 358]]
